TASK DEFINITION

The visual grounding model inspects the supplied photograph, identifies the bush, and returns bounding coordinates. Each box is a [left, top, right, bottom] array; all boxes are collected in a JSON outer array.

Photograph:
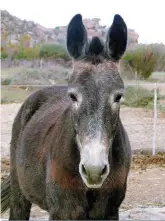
[[8, 65, 70, 85], [123, 86, 164, 108], [121, 43, 165, 80], [1, 52, 8, 59], [1, 47, 8, 59], [151, 43, 165, 72], [39, 43, 70, 60], [123, 44, 158, 79], [1, 77, 12, 85], [1, 34, 41, 60], [15, 45, 40, 60]]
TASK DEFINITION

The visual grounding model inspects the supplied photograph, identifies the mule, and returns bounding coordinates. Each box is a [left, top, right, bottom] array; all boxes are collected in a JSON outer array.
[[1, 13, 131, 220]]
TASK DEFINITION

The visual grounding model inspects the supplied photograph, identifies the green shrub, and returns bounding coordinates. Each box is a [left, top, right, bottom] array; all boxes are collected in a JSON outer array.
[[123, 86, 163, 108], [1, 78, 12, 85], [123, 44, 158, 79], [15, 45, 40, 60], [1, 51, 8, 59], [151, 43, 165, 71], [39, 43, 70, 60], [1, 34, 41, 60]]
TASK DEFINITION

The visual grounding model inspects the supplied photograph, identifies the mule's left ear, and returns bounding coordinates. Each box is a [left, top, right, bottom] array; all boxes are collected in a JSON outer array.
[[105, 14, 127, 62], [67, 14, 88, 59]]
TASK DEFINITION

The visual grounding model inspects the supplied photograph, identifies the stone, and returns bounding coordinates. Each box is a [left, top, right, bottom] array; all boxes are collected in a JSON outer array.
[[1, 10, 139, 47]]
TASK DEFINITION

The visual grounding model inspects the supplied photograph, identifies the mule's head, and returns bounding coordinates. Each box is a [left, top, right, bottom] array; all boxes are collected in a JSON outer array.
[[66, 14, 127, 188]]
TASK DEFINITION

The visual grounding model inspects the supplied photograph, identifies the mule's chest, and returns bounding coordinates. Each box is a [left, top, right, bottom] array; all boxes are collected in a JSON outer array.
[[86, 190, 109, 219]]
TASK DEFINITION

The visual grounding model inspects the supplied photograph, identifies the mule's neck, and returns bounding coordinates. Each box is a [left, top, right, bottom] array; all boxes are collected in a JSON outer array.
[[50, 105, 80, 174]]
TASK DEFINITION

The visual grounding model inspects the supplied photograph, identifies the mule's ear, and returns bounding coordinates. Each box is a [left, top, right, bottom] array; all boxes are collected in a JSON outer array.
[[105, 14, 127, 61], [67, 14, 88, 59]]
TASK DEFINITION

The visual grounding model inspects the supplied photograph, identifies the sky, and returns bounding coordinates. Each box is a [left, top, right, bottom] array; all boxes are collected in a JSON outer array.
[[1, 0, 165, 44]]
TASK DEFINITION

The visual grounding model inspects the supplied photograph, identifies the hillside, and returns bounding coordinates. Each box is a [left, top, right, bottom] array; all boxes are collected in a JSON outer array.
[[1, 10, 139, 47]]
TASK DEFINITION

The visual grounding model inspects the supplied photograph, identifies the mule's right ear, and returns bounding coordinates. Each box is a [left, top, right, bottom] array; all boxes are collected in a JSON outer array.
[[67, 14, 88, 59], [105, 14, 127, 62]]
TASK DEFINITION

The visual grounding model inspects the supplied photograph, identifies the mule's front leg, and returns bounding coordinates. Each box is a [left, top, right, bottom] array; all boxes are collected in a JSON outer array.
[[9, 161, 32, 220], [46, 183, 87, 220], [105, 186, 127, 220], [105, 207, 119, 220]]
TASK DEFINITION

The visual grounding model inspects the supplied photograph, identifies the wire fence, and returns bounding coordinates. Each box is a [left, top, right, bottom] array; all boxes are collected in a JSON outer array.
[[1, 82, 165, 156], [124, 81, 165, 155]]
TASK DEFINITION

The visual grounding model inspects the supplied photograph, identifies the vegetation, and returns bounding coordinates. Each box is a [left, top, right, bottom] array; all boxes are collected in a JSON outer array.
[[1, 33, 165, 110], [1, 66, 70, 86], [151, 43, 165, 71], [123, 45, 157, 79], [123, 86, 165, 111], [1, 82, 165, 112], [39, 43, 70, 60], [1, 32, 70, 60], [1, 78, 12, 85], [122, 43, 165, 80], [1, 33, 41, 60], [15, 35, 41, 60], [1, 32, 165, 68]]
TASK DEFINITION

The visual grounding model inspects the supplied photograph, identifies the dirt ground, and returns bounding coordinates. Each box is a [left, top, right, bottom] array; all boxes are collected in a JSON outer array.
[[1, 103, 165, 219]]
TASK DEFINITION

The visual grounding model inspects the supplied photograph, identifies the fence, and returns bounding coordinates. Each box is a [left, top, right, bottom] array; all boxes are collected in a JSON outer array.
[[125, 83, 164, 155], [123, 82, 165, 155], [1, 58, 72, 69], [1, 81, 165, 158]]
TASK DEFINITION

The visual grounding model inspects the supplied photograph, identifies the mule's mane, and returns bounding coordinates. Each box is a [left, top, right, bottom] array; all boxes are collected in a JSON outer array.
[[72, 60, 119, 75]]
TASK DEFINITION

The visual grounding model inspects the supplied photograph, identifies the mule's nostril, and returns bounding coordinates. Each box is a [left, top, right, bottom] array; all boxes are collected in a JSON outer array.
[[82, 164, 87, 175], [101, 165, 107, 176], [81, 164, 108, 177]]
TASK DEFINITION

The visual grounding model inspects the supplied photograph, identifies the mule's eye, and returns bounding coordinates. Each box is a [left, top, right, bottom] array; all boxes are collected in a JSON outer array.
[[69, 93, 78, 102], [114, 94, 123, 103]]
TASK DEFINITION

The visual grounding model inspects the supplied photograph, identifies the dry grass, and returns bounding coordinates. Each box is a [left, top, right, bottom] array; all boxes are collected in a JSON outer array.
[[1, 66, 71, 86], [1, 153, 165, 182], [131, 153, 165, 170]]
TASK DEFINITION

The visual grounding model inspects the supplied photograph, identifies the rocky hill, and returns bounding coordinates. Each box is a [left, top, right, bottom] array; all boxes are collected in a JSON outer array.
[[1, 10, 139, 47]]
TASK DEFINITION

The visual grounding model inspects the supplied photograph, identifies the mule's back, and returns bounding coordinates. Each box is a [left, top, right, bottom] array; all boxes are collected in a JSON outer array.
[[18, 85, 69, 128]]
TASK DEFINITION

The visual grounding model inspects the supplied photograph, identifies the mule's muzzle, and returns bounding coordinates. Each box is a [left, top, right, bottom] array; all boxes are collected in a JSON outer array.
[[79, 163, 109, 188]]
